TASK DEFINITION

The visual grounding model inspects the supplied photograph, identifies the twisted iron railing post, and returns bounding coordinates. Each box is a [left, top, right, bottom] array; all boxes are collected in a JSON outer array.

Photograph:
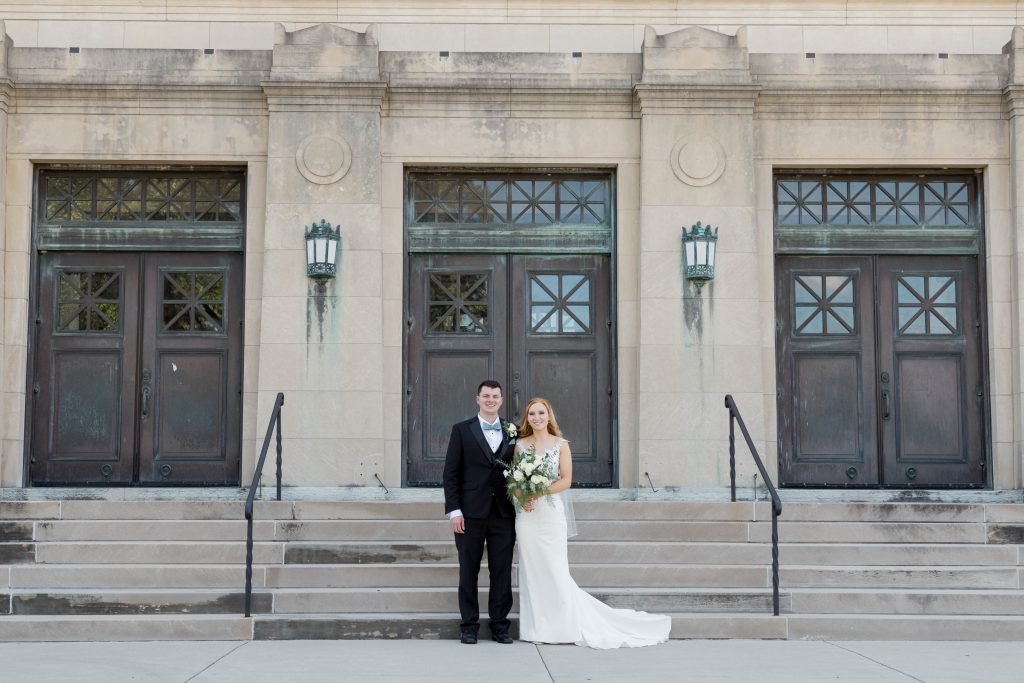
[[244, 392, 285, 618], [724, 394, 782, 617], [728, 409, 737, 502]]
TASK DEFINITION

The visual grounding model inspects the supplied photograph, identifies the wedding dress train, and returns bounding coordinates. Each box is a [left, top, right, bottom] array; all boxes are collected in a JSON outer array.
[[515, 443, 671, 649]]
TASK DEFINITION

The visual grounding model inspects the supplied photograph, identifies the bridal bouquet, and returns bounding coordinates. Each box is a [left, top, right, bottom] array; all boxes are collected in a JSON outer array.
[[500, 443, 556, 511]]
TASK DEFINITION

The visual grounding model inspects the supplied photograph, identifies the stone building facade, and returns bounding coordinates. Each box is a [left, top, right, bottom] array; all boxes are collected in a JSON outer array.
[[0, 2, 1022, 492]]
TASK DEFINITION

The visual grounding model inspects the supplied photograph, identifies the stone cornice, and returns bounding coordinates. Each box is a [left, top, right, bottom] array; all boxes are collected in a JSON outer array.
[[633, 82, 760, 115], [10, 82, 266, 116], [385, 85, 636, 119], [759, 88, 1005, 120], [261, 80, 387, 113]]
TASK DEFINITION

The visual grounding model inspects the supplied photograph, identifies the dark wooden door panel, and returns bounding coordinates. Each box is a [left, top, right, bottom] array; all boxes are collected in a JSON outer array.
[[776, 256, 878, 486], [406, 254, 508, 485], [511, 255, 612, 486], [139, 253, 243, 485], [31, 252, 243, 486], [32, 253, 140, 485], [877, 256, 984, 487]]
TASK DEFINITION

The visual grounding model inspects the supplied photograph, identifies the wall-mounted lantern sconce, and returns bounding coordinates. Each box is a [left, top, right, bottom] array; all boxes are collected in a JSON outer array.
[[305, 219, 340, 289], [682, 221, 718, 293]]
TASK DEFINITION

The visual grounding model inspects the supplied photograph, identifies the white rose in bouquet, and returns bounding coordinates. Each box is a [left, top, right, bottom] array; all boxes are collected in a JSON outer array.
[[513, 470, 525, 482]]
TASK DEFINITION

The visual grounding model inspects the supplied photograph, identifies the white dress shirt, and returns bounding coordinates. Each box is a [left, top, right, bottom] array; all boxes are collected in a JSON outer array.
[[448, 414, 502, 520]]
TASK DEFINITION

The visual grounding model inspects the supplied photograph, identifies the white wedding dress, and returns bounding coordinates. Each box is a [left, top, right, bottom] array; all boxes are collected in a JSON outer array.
[[515, 441, 672, 648]]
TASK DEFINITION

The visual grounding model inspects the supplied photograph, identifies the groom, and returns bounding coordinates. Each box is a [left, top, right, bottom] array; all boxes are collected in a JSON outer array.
[[443, 379, 517, 645]]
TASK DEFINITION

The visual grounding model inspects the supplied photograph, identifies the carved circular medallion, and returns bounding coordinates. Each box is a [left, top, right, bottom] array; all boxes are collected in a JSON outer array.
[[295, 133, 352, 185], [670, 135, 726, 187]]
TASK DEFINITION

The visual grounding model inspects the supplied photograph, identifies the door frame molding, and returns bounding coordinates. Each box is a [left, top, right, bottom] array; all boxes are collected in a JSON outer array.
[[401, 167, 619, 488], [24, 165, 248, 486]]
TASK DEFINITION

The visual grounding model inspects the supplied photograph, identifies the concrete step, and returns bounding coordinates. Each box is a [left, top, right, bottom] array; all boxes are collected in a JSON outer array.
[[269, 587, 784, 614], [33, 542, 283, 565], [34, 520, 277, 542], [0, 614, 252, 641], [789, 589, 1024, 616], [781, 566, 1020, 589], [281, 540, 1023, 567], [250, 612, 788, 640], [264, 563, 770, 589], [755, 522, 988, 544], [9, 564, 259, 589], [7, 589, 273, 615]]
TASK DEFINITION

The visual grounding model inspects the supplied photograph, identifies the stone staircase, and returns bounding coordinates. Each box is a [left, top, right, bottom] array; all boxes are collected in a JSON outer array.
[[1, 495, 1023, 641]]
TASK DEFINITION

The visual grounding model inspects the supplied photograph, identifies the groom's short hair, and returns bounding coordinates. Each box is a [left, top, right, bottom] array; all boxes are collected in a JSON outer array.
[[477, 379, 502, 395]]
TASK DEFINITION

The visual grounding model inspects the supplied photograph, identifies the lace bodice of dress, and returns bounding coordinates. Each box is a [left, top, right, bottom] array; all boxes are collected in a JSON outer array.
[[520, 440, 563, 478]]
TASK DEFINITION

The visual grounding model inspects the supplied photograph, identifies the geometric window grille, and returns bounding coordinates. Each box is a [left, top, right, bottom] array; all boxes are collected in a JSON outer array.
[[530, 273, 592, 334], [896, 275, 957, 335], [57, 271, 122, 333], [411, 174, 609, 228], [162, 270, 227, 334], [776, 176, 973, 228], [428, 272, 488, 334], [793, 274, 855, 335], [41, 172, 243, 225]]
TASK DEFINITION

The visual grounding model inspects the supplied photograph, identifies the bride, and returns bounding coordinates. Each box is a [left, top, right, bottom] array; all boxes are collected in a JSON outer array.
[[513, 397, 672, 649]]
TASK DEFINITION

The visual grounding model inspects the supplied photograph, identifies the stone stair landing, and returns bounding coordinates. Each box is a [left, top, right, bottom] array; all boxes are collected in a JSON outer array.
[[1, 494, 1023, 641]]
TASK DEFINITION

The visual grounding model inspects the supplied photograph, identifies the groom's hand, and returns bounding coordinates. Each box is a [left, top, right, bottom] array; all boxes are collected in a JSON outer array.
[[450, 514, 466, 534]]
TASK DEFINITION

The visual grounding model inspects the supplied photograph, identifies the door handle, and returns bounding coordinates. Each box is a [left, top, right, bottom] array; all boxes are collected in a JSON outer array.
[[513, 388, 519, 417], [141, 385, 151, 420], [881, 389, 890, 421]]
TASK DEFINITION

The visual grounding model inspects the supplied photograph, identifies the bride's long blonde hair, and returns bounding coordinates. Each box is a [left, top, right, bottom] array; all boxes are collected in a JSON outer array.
[[516, 397, 563, 439]]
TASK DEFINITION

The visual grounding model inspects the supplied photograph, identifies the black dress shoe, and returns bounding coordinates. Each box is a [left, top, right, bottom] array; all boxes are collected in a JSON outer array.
[[460, 632, 478, 644], [491, 632, 514, 644]]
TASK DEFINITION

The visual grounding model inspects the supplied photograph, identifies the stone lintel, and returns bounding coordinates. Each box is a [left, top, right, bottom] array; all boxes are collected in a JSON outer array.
[[271, 23, 380, 84]]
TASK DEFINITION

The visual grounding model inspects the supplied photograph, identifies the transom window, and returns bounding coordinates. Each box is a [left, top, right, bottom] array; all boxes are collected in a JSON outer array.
[[410, 174, 610, 228], [776, 175, 975, 228], [39, 170, 244, 227]]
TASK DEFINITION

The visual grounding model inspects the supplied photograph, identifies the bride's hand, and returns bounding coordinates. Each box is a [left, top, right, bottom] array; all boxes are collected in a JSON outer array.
[[523, 498, 534, 512]]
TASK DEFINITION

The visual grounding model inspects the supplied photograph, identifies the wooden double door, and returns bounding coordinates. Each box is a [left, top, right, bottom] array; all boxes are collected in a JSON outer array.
[[776, 255, 986, 487], [31, 252, 243, 485], [406, 253, 613, 486]]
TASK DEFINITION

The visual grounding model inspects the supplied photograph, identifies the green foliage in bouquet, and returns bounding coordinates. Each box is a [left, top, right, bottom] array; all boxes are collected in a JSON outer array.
[[499, 442, 556, 511]]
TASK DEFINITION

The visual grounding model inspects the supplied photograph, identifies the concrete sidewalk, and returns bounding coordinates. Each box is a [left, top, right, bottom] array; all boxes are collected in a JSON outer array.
[[0, 640, 1020, 682]]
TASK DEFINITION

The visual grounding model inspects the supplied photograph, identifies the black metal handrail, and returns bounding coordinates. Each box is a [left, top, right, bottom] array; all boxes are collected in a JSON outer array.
[[724, 394, 783, 616], [244, 392, 284, 618]]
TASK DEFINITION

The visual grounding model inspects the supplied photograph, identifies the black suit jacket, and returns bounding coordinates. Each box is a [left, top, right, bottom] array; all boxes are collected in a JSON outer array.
[[443, 417, 516, 519]]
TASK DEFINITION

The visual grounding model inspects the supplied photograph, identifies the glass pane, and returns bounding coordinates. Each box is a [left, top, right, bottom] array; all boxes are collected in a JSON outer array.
[[899, 307, 926, 334], [430, 305, 455, 332], [532, 305, 558, 332], [829, 306, 854, 332], [931, 307, 957, 333], [565, 305, 590, 331], [531, 279, 555, 302], [898, 277, 925, 304], [931, 277, 955, 304], [795, 306, 822, 333], [825, 276, 852, 303], [794, 276, 819, 303]]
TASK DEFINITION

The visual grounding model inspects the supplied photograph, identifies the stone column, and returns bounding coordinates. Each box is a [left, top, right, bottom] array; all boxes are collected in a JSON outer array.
[[0, 23, 16, 485], [1003, 26, 1024, 490], [634, 27, 764, 488], [258, 24, 386, 485]]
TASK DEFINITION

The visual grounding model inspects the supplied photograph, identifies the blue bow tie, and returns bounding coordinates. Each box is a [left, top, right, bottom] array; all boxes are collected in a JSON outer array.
[[482, 422, 501, 432]]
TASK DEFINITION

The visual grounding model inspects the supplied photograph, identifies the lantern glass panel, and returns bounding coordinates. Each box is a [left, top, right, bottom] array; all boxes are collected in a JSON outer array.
[[306, 239, 315, 268], [685, 241, 696, 268], [707, 240, 716, 268], [327, 239, 338, 267]]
